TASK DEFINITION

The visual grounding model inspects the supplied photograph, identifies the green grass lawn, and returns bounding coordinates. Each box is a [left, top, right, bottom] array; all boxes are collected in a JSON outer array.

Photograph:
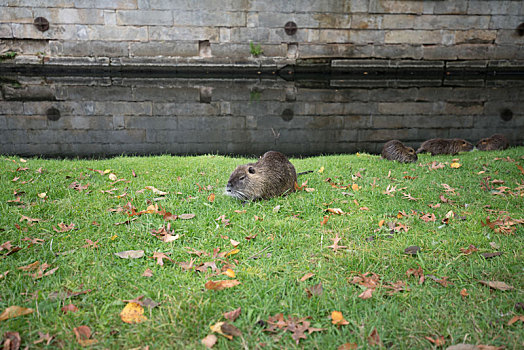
[[1, 148, 523, 349]]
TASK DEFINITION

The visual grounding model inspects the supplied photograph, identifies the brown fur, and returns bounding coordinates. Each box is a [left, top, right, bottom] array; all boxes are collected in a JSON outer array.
[[416, 138, 473, 156], [476, 134, 509, 151], [226, 151, 297, 201], [381, 140, 418, 163]]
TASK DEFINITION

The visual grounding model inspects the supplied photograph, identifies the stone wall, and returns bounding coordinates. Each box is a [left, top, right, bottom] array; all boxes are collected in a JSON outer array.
[[1, 75, 522, 156], [1, 0, 524, 67]]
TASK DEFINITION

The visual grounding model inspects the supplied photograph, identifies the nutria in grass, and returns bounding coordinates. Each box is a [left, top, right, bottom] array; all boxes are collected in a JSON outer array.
[[476, 134, 509, 151], [416, 138, 474, 155], [225, 151, 297, 201], [381, 140, 418, 163]]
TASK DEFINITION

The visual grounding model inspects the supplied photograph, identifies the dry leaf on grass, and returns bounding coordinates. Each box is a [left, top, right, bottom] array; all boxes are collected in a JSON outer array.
[[331, 311, 349, 326], [201, 334, 217, 348], [2, 331, 20, 350], [0, 305, 34, 321], [223, 307, 241, 322], [120, 302, 147, 324], [205, 280, 241, 291], [62, 304, 79, 314], [299, 273, 315, 282], [479, 280, 514, 291], [368, 327, 383, 347], [114, 250, 144, 259], [73, 326, 98, 346]]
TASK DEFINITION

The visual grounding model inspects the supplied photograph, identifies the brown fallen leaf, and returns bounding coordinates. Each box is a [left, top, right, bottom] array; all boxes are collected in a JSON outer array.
[[120, 302, 147, 324], [305, 282, 323, 298], [327, 233, 347, 252], [33, 331, 54, 345], [0, 306, 34, 321], [142, 268, 153, 277], [320, 215, 330, 226], [179, 213, 196, 220], [205, 280, 241, 291], [460, 288, 469, 298], [223, 307, 241, 322], [338, 343, 358, 350], [481, 252, 503, 259], [2, 331, 21, 350], [114, 250, 144, 259], [507, 315, 524, 325], [299, 272, 315, 282], [201, 334, 218, 348], [479, 280, 514, 291], [73, 326, 98, 346], [406, 265, 425, 285], [207, 193, 215, 202], [151, 252, 173, 266], [425, 335, 446, 346], [460, 245, 478, 255], [358, 288, 375, 300], [18, 260, 40, 271], [53, 222, 75, 233], [62, 304, 79, 314], [368, 327, 383, 347]]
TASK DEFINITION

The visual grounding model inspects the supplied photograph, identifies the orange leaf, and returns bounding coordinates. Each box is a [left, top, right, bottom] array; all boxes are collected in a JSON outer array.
[[205, 280, 241, 291], [331, 311, 349, 326], [120, 302, 147, 324], [73, 326, 98, 346], [460, 288, 469, 297], [299, 273, 315, 282], [351, 183, 359, 191], [207, 193, 215, 202], [320, 216, 330, 226]]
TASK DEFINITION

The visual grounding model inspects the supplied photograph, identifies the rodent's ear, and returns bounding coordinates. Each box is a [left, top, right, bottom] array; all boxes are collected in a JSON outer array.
[[248, 166, 256, 174]]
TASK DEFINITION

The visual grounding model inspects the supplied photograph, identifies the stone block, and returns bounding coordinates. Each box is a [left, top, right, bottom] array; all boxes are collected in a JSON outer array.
[[87, 25, 148, 41], [358, 128, 411, 142], [369, 0, 424, 14], [178, 116, 245, 130], [46, 115, 113, 130], [489, 15, 523, 30], [350, 14, 382, 29], [467, 1, 522, 15], [125, 116, 177, 130], [4, 0, 75, 7], [230, 27, 270, 43], [73, 0, 138, 10], [134, 87, 199, 102], [0, 7, 33, 23], [152, 102, 219, 116], [385, 30, 442, 44], [422, 45, 457, 60], [150, 0, 248, 11], [172, 11, 246, 27], [104, 10, 117, 25], [32, 8, 105, 24], [495, 30, 524, 45], [116, 10, 172, 25], [94, 102, 152, 116], [149, 26, 219, 41], [373, 44, 423, 59], [130, 41, 198, 57], [423, 1, 467, 15], [6, 115, 47, 129], [2, 85, 56, 101], [455, 30, 496, 44], [0, 24, 12, 38], [413, 15, 490, 30], [257, 12, 320, 28], [382, 14, 415, 29], [372, 115, 474, 129]]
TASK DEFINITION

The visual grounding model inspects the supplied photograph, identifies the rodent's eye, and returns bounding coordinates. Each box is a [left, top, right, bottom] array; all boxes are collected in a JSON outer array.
[[463, 142, 467, 145], [248, 166, 255, 174]]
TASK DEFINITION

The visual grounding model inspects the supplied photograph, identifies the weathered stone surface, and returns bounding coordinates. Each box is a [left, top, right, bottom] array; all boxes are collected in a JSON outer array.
[[116, 10, 172, 26], [130, 42, 198, 57]]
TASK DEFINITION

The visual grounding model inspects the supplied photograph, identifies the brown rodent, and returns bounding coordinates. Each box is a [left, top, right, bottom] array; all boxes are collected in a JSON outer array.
[[381, 140, 418, 163], [226, 151, 297, 201], [416, 138, 474, 155], [476, 134, 509, 151]]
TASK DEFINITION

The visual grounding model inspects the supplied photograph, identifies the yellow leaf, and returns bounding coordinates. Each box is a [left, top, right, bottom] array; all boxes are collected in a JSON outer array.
[[210, 321, 233, 340], [20, 158, 27, 163], [110, 235, 118, 240], [378, 219, 385, 227], [331, 311, 349, 326], [120, 302, 147, 324], [318, 166, 324, 173], [108, 173, 117, 181], [450, 162, 461, 168], [223, 268, 236, 278], [356, 152, 360, 157], [351, 183, 359, 191], [37, 192, 47, 198], [205, 280, 241, 291], [225, 248, 239, 257], [207, 193, 215, 202], [0, 305, 34, 321]]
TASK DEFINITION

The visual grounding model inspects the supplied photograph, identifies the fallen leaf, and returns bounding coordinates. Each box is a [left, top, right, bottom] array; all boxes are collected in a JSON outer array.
[[331, 311, 349, 326], [338, 343, 358, 350], [205, 280, 241, 291], [179, 213, 196, 220], [108, 173, 117, 181], [18, 261, 40, 271], [73, 326, 98, 346], [220, 322, 242, 337], [144, 186, 168, 195], [368, 327, 383, 347], [479, 280, 514, 291], [142, 268, 153, 277], [223, 307, 241, 322], [201, 334, 218, 348], [151, 252, 173, 266], [62, 304, 79, 314], [120, 302, 147, 324], [305, 282, 323, 298], [33, 331, 54, 345], [210, 322, 233, 340], [404, 246, 421, 255], [460, 288, 469, 297], [0, 306, 34, 321], [224, 248, 239, 257], [425, 335, 446, 346], [450, 162, 461, 168], [299, 272, 315, 282], [327, 233, 347, 252], [507, 315, 524, 325], [358, 288, 375, 300], [53, 222, 75, 233], [481, 252, 503, 259], [223, 268, 236, 278], [318, 166, 324, 173], [320, 215, 330, 226], [2, 331, 20, 350], [207, 193, 215, 202], [230, 239, 240, 247], [460, 245, 478, 255], [114, 250, 144, 259], [406, 265, 425, 285]]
